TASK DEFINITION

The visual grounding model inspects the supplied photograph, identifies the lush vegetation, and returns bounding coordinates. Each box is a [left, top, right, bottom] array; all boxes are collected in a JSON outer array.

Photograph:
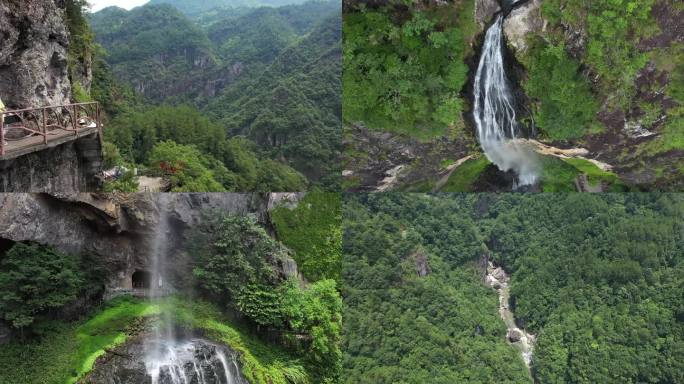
[[0, 244, 83, 332], [89, 0, 341, 190], [343, 194, 684, 383], [271, 192, 342, 282], [104, 105, 308, 191], [522, 41, 599, 141], [190, 213, 342, 383], [0, 296, 313, 384], [0, 296, 157, 384], [65, 0, 96, 94], [441, 156, 491, 192], [0, 199, 342, 383], [343, 194, 530, 383], [343, 0, 477, 139]]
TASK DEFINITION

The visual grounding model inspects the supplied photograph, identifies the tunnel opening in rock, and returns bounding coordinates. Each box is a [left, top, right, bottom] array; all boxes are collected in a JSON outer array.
[[132, 270, 152, 289]]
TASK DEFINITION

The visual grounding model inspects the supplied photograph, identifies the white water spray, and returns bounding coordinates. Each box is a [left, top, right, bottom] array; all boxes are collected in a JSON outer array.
[[146, 194, 175, 384], [473, 14, 540, 186], [143, 195, 248, 384], [146, 339, 247, 384]]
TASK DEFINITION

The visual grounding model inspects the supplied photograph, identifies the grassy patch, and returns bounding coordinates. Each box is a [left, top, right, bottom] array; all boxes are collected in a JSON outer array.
[[562, 158, 627, 191], [540, 156, 629, 192], [399, 179, 436, 192], [0, 296, 311, 384], [440, 156, 490, 192], [166, 298, 309, 384], [638, 106, 684, 155], [540, 156, 581, 192], [0, 296, 158, 384]]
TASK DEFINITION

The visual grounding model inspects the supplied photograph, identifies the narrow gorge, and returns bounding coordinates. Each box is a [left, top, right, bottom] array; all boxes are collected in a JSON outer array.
[[485, 261, 535, 374]]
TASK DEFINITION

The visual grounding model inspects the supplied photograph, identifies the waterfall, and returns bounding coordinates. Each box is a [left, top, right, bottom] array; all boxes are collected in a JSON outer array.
[[473, 12, 539, 186], [146, 194, 176, 384], [143, 195, 248, 384], [146, 339, 247, 384]]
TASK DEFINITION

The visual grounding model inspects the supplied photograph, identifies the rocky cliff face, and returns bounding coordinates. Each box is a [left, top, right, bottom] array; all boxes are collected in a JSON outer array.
[[0, 133, 103, 193], [0, 0, 72, 109], [0, 193, 303, 297], [474, 0, 544, 55]]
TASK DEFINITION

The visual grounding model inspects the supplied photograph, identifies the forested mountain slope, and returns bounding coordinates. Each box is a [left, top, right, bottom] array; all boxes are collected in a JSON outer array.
[[207, 14, 342, 186], [343, 194, 684, 383], [89, 0, 341, 189], [148, 0, 312, 17]]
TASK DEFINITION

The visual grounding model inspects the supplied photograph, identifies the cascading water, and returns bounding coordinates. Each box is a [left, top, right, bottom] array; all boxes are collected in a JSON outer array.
[[144, 195, 247, 384], [473, 10, 540, 186], [146, 339, 248, 384]]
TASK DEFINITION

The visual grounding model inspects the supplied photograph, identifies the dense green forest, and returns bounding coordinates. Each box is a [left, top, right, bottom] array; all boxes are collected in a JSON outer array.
[[343, 193, 684, 383], [84, 0, 341, 190], [148, 0, 312, 17], [0, 194, 342, 383], [343, 0, 684, 191]]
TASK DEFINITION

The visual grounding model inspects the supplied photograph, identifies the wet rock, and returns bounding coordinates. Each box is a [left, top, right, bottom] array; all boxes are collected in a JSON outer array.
[[507, 328, 523, 342], [84, 336, 248, 384], [475, 0, 501, 27], [491, 267, 506, 281], [344, 124, 472, 192]]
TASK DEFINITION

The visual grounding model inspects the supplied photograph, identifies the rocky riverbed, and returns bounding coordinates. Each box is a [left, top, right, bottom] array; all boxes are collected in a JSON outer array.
[[485, 262, 535, 371]]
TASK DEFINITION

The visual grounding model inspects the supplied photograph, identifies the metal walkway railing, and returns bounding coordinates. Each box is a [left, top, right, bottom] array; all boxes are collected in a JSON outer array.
[[0, 101, 101, 157]]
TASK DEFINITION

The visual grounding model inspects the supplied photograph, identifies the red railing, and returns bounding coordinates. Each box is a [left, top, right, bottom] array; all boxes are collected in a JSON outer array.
[[0, 101, 101, 156]]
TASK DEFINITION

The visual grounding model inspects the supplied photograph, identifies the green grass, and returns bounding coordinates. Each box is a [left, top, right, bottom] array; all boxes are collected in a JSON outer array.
[[0, 296, 309, 384], [399, 179, 435, 192], [0, 296, 158, 384], [440, 156, 490, 192], [540, 156, 629, 192], [169, 298, 308, 384]]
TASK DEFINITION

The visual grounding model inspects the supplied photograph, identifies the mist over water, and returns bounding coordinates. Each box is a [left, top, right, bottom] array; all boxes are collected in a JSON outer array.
[[146, 194, 175, 384], [473, 14, 540, 186], [143, 195, 247, 384]]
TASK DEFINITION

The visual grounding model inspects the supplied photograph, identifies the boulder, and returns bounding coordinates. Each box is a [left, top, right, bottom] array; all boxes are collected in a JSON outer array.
[[508, 328, 523, 342]]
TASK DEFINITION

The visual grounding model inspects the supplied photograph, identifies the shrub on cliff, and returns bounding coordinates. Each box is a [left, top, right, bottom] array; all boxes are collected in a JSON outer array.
[[0, 243, 83, 333]]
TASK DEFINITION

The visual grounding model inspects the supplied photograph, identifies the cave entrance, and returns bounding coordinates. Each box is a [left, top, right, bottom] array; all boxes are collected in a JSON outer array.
[[0, 237, 17, 260], [132, 270, 152, 289]]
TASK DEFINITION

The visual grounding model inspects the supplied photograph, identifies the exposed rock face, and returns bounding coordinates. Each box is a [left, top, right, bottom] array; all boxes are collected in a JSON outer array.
[[503, 0, 544, 53], [343, 124, 472, 191], [0, 133, 103, 193], [475, 0, 501, 28], [475, 0, 543, 54], [0, 0, 72, 109], [0, 193, 303, 297]]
